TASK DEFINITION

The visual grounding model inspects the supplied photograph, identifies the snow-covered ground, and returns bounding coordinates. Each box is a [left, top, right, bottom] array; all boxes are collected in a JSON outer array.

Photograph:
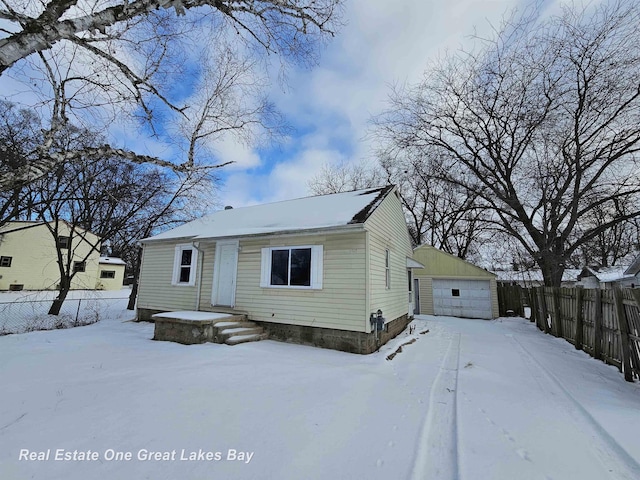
[[1, 309, 640, 480], [0, 289, 132, 334]]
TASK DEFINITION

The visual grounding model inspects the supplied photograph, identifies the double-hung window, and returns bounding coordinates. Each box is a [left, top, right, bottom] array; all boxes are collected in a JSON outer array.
[[172, 244, 198, 286], [73, 261, 86, 273], [260, 245, 323, 289], [0, 256, 12, 267]]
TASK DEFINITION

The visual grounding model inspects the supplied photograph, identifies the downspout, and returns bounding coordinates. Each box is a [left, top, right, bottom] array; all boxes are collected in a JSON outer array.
[[192, 241, 204, 311]]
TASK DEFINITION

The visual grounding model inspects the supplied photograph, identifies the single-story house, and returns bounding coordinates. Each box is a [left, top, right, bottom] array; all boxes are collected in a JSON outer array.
[[411, 245, 499, 319], [96, 257, 126, 291], [0, 221, 118, 291], [137, 186, 420, 354], [575, 260, 640, 289], [494, 269, 581, 288]]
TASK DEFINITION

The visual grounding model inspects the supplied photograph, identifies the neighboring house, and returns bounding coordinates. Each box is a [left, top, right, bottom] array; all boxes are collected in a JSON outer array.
[[137, 186, 419, 354], [494, 269, 581, 288], [575, 261, 640, 289], [412, 245, 499, 319], [97, 257, 126, 291], [0, 221, 124, 291]]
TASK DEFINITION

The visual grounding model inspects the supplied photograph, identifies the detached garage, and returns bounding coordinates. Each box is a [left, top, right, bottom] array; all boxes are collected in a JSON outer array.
[[411, 245, 498, 319]]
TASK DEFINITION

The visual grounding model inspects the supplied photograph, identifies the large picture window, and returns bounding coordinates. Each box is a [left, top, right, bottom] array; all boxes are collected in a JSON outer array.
[[172, 244, 198, 286], [261, 245, 323, 289]]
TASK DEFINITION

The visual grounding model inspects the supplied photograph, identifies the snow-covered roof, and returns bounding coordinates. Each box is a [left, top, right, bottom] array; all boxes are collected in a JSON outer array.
[[99, 256, 126, 265], [142, 186, 395, 242], [624, 255, 640, 276], [494, 269, 581, 283], [580, 266, 635, 283]]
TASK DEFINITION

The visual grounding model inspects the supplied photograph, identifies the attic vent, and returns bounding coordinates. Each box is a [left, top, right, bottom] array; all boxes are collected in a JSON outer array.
[[224, 206, 233, 210]]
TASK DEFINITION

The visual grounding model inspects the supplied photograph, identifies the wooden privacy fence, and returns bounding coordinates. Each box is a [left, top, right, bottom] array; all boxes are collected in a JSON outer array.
[[497, 284, 640, 382]]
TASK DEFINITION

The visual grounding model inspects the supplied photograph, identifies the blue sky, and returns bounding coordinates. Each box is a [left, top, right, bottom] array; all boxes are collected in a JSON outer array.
[[1, 0, 544, 210], [215, 0, 525, 208]]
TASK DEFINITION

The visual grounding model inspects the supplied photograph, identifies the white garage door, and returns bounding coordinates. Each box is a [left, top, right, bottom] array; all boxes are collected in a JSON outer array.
[[432, 279, 492, 319]]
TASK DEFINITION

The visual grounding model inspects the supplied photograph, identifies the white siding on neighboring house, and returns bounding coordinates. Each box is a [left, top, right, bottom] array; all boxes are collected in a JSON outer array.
[[365, 191, 413, 329]]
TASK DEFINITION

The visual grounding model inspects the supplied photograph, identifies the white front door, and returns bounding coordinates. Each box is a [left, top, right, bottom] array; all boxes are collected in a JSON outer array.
[[212, 240, 239, 307]]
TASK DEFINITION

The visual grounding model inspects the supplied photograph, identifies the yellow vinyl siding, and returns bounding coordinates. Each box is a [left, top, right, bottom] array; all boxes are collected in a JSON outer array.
[[419, 277, 434, 315], [96, 264, 125, 291], [138, 241, 201, 311], [364, 191, 414, 327], [197, 242, 216, 310], [233, 232, 367, 331], [412, 245, 499, 318], [0, 222, 100, 291]]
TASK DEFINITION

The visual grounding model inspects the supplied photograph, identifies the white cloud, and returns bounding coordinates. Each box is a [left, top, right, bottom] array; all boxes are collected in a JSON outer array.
[[220, 148, 348, 208], [213, 137, 262, 170], [216, 0, 523, 207]]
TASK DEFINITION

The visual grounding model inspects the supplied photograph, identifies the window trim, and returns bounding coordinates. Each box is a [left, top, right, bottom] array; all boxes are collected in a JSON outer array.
[[260, 245, 323, 290], [0, 256, 12, 267], [385, 249, 391, 289], [100, 270, 116, 279], [171, 244, 198, 287], [58, 236, 70, 249]]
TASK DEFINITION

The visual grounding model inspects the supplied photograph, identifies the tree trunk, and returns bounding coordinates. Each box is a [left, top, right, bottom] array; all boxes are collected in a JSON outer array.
[[48, 279, 70, 315], [538, 253, 565, 288], [127, 247, 142, 311]]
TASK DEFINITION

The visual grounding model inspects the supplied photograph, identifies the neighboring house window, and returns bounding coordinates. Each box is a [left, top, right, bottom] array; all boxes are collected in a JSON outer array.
[[452, 289, 460, 297], [260, 246, 323, 289], [73, 261, 86, 273], [0, 256, 12, 267], [58, 236, 70, 249], [385, 249, 391, 289], [172, 244, 198, 286], [100, 270, 115, 279]]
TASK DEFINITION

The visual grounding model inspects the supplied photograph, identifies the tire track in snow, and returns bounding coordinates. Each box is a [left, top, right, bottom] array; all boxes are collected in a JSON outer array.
[[510, 335, 640, 480], [410, 333, 460, 480]]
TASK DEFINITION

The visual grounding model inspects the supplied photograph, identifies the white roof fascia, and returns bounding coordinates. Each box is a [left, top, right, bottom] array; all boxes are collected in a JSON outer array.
[[406, 257, 425, 269], [140, 224, 365, 245]]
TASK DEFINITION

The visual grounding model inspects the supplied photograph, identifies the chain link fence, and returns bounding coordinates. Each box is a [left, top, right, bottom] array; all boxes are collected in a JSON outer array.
[[0, 295, 129, 335]]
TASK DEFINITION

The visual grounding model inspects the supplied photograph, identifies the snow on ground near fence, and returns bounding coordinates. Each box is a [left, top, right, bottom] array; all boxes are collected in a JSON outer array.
[[1, 313, 640, 480], [0, 289, 133, 334]]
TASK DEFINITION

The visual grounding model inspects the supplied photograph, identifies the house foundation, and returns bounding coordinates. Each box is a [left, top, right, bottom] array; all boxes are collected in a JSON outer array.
[[257, 314, 410, 354], [138, 307, 410, 354]]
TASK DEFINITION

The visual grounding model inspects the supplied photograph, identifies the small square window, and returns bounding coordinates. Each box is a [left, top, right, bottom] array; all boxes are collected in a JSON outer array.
[[73, 261, 86, 273], [100, 270, 115, 279], [58, 236, 70, 249], [0, 256, 12, 267], [452, 289, 460, 297]]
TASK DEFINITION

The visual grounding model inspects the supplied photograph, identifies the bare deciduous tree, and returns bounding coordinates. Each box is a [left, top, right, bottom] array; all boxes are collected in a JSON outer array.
[[379, 151, 491, 257], [0, 0, 343, 189], [307, 160, 384, 195], [375, 0, 640, 286]]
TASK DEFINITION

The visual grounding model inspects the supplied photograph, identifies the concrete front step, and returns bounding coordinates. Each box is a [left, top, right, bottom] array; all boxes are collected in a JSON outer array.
[[215, 321, 259, 329], [225, 332, 269, 345], [212, 320, 268, 345], [218, 326, 264, 340]]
